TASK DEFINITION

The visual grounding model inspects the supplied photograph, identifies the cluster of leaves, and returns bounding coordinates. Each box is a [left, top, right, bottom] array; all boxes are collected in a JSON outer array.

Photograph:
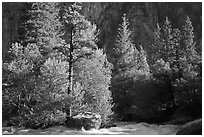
[[75, 49, 113, 123]]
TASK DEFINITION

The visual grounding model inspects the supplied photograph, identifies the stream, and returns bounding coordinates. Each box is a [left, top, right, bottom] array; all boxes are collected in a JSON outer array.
[[2, 122, 181, 135]]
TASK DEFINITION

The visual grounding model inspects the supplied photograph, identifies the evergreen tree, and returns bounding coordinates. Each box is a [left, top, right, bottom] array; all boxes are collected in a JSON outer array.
[[60, 2, 113, 122], [151, 17, 182, 108], [175, 16, 202, 103], [112, 14, 150, 118], [59, 2, 96, 117], [151, 16, 201, 107], [113, 14, 139, 81], [158, 17, 181, 65], [136, 45, 150, 80], [181, 16, 199, 61], [2, 3, 68, 127], [24, 2, 64, 55], [150, 23, 162, 64], [151, 18, 181, 66]]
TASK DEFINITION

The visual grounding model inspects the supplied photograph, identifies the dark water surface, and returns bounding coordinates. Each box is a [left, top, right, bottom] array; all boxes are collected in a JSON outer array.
[[2, 122, 181, 135]]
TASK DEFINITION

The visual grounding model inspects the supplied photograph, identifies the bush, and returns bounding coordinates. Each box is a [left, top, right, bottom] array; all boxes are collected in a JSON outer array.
[[9, 110, 67, 129]]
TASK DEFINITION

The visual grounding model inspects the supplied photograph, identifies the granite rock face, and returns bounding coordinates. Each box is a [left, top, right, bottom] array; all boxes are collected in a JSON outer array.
[[66, 112, 102, 130], [176, 119, 202, 135], [2, 3, 29, 61]]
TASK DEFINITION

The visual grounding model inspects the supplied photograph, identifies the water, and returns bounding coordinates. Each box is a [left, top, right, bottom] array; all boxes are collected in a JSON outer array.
[[2, 122, 181, 135]]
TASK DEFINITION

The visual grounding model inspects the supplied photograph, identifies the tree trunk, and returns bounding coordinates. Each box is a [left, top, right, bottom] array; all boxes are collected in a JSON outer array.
[[68, 26, 74, 117], [123, 90, 127, 114], [168, 80, 176, 108]]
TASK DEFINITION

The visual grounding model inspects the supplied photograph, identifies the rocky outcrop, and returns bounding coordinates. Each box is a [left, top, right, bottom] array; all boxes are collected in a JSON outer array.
[[2, 2, 31, 61], [176, 119, 202, 135], [66, 112, 102, 130]]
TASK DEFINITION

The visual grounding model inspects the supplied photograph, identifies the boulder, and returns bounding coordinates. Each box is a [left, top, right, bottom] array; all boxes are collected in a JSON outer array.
[[66, 112, 102, 130], [2, 127, 15, 135], [100, 122, 117, 128], [176, 119, 202, 135]]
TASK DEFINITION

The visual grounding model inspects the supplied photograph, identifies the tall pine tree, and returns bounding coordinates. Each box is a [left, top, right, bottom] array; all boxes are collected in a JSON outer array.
[[151, 16, 201, 107], [113, 14, 139, 81], [60, 3, 113, 123], [112, 14, 150, 118], [175, 16, 202, 103], [151, 17, 182, 108]]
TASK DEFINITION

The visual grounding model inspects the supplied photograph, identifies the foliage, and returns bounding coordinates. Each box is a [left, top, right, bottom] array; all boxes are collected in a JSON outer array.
[[173, 16, 202, 104], [2, 3, 70, 128], [113, 14, 150, 82], [40, 57, 69, 104], [24, 2, 64, 55], [59, 2, 113, 124], [2, 43, 43, 124], [74, 49, 114, 124], [68, 82, 87, 115], [2, 2, 201, 127], [151, 16, 201, 109], [2, 43, 69, 128], [112, 14, 151, 119]]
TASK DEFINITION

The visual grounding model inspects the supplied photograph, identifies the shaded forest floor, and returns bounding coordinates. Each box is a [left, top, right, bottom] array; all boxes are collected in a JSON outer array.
[[2, 122, 181, 135]]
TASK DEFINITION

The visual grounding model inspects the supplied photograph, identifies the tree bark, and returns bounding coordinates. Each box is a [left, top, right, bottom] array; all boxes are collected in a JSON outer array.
[[68, 26, 74, 117]]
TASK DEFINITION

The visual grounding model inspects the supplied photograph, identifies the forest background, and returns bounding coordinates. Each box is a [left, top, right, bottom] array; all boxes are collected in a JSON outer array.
[[2, 2, 202, 128]]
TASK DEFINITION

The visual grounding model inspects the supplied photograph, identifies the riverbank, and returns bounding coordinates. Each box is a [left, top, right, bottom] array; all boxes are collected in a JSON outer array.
[[2, 122, 181, 135]]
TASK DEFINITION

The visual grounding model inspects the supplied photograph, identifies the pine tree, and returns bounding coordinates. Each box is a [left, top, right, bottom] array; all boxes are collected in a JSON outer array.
[[59, 2, 95, 117], [112, 14, 150, 118], [160, 17, 180, 65], [113, 14, 139, 80], [181, 16, 199, 62], [150, 23, 162, 63], [136, 45, 150, 79], [175, 16, 202, 103], [3, 3, 67, 127], [151, 17, 182, 108], [60, 3, 113, 122], [151, 16, 201, 106], [24, 2, 64, 55], [112, 14, 136, 116]]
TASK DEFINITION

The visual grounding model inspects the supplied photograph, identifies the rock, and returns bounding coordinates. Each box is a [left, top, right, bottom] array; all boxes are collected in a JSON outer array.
[[66, 112, 102, 130], [2, 127, 15, 135], [176, 119, 202, 135], [100, 122, 117, 128]]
